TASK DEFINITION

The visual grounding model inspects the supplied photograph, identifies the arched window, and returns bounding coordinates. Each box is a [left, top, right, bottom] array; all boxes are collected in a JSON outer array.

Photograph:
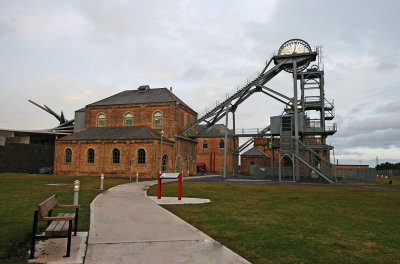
[[87, 148, 95, 163], [65, 148, 72, 164], [138, 148, 146, 164], [112, 148, 120, 164], [162, 154, 168, 172], [219, 139, 224, 149], [97, 114, 106, 127], [124, 113, 133, 126], [176, 157, 181, 173], [202, 140, 208, 149], [153, 111, 162, 129]]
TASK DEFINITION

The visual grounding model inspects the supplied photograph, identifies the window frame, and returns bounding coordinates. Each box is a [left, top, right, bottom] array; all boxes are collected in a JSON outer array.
[[219, 139, 225, 149], [124, 112, 133, 126], [161, 154, 168, 172], [112, 148, 120, 164], [97, 113, 106, 127], [137, 148, 146, 164], [153, 111, 162, 129], [202, 140, 208, 149], [65, 148, 72, 164], [87, 148, 95, 164]]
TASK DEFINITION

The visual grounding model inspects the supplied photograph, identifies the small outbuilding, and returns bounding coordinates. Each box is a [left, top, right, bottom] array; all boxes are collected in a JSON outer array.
[[240, 147, 269, 175]]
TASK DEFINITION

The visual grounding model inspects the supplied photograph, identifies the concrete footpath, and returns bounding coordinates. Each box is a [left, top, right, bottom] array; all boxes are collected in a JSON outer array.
[[84, 180, 250, 264]]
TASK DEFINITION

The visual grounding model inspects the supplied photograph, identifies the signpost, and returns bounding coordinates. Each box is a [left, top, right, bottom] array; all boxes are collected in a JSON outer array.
[[157, 173, 182, 200]]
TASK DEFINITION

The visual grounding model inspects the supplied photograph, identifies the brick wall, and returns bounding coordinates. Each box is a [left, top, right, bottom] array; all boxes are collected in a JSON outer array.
[[253, 137, 331, 167], [57, 97, 198, 178], [55, 138, 197, 178], [85, 103, 196, 141], [55, 139, 177, 178], [196, 137, 237, 173], [240, 156, 267, 175]]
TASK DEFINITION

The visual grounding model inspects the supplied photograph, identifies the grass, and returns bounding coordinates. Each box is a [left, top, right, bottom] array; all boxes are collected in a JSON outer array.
[[148, 182, 400, 264], [0, 173, 130, 264], [376, 176, 400, 185]]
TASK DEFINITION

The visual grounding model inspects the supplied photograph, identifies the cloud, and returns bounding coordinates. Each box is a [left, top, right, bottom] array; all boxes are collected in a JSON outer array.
[[0, 0, 399, 166], [0, 74, 110, 129], [0, 1, 87, 40]]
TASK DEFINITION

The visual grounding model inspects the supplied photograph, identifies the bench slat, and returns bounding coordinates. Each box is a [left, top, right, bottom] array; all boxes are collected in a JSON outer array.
[[45, 213, 75, 237], [38, 195, 58, 219]]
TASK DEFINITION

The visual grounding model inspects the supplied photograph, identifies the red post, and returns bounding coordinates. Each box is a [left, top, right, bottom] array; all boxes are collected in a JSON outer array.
[[157, 173, 161, 199], [213, 151, 216, 173], [178, 173, 182, 200]]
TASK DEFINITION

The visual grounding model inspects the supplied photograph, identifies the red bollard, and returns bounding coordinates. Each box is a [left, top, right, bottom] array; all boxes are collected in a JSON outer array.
[[178, 173, 182, 200], [157, 173, 161, 199]]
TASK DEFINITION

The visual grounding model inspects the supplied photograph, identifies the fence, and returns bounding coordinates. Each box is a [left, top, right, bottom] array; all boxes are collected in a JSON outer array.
[[251, 165, 377, 183], [335, 168, 376, 183], [376, 170, 400, 177]]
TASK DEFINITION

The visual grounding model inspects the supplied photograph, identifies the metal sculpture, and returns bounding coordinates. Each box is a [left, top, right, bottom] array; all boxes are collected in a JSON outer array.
[[28, 100, 74, 134]]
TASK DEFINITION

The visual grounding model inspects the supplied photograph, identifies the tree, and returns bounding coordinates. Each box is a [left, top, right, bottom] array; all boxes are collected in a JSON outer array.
[[376, 162, 400, 170]]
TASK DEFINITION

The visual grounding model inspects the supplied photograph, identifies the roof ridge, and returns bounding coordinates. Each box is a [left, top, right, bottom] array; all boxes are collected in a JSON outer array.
[[166, 88, 177, 101], [145, 125, 157, 139], [86, 90, 129, 106], [60, 128, 88, 139]]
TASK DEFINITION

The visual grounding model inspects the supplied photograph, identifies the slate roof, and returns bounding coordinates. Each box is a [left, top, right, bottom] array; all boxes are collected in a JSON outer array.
[[58, 126, 173, 142], [86, 88, 196, 113], [241, 147, 268, 157], [196, 124, 234, 138]]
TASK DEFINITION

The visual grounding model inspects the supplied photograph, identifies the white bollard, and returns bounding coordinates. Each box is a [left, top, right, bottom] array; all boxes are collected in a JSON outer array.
[[100, 174, 104, 190], [136, 172, 139, 183], [73, 180, 80, 205]]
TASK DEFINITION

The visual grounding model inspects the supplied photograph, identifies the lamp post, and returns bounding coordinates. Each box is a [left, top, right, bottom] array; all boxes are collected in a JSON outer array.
[[160, 130, 164, 174], [73, 180, 80, 205]]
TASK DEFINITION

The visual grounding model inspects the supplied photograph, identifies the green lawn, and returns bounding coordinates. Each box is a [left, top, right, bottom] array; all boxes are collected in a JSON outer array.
[[0, 173, 130, 264], [148, 182, 400, 264]]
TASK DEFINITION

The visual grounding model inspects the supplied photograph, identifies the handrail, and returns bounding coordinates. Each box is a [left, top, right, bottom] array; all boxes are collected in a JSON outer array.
[[294, 137, 335, 182]]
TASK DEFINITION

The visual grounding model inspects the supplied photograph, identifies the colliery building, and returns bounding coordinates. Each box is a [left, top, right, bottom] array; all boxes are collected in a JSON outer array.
[[52, 85, 236, 178]]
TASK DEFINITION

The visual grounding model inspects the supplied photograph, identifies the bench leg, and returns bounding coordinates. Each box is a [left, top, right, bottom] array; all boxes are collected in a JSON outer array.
[[47, 209, 52, 227], [30, 211, 38, 259], [74, 208, 79, 236], [64, 220, 72, 257]]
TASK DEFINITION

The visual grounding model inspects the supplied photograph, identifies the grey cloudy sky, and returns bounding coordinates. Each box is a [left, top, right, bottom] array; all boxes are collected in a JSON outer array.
[[1, 0, 399, 166]]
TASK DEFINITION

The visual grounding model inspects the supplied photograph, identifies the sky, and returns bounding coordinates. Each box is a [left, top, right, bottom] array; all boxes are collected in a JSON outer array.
[[0, 0, 399, 167]]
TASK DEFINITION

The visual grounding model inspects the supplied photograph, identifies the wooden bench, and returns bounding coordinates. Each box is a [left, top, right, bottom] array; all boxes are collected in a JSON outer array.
[[30, 194, 80, 259]]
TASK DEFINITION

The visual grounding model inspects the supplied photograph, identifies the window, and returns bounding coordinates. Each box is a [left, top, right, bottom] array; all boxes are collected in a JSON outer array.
[[202, 140, 208, 149], [162, 155, 168, 172], [124, 113, 133, 126], [112, 148, 120, 164], [138, 148, 146, 164], [219, 139, 224, 149], [153, 111, 162, 129], [97, 114, 106, 127], [87, 148, 95, 163], [65, 148, 72, 164]]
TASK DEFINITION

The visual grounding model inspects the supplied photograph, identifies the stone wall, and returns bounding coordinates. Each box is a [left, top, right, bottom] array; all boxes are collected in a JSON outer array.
[[0, 143, 54, 173]]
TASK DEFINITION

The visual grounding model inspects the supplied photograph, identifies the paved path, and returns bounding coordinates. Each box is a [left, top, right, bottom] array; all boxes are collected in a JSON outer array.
[[85, 180, 250, 264]]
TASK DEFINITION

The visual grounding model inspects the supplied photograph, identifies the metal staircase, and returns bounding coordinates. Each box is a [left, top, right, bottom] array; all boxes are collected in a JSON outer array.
[[293, 137, 335, 183], [178, 58, 288, 136]]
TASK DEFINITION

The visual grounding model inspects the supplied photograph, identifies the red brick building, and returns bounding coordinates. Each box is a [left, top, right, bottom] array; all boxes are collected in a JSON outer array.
[[195, 124, 238, 174], [240, 147, 268, 175], [240, 137, 332, 175], [54, 86, 197, 178]]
